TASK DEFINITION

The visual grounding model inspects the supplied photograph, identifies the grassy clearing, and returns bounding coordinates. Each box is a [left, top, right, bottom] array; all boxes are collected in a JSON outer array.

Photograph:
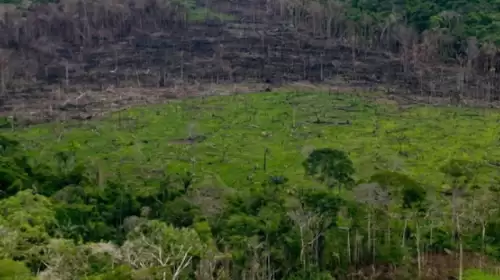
[[6, 91, 500, 189]]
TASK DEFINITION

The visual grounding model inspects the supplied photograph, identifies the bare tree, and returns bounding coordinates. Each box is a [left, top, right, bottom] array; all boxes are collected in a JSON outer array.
[[353, 183, 390, 259], [466, 185, 499, 268], [0, 49, 12, 96], [287, 198, 327, 271], [38, 239, 120, 280], [121, 220, 211, 280], [466, 37, 479, 98], [323, 0, 345, 39], [440, 160, 480, 280]]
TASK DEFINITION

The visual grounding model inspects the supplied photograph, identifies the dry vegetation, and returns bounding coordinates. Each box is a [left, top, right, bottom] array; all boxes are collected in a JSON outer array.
[[0, 0, 499, 122]]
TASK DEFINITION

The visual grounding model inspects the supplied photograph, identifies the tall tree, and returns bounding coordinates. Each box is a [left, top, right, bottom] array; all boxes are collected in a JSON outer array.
[[303, 148, 355, 192]]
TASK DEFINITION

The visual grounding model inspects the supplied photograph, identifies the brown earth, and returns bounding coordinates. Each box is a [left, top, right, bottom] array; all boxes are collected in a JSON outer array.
[[349, 252, 500, 280]]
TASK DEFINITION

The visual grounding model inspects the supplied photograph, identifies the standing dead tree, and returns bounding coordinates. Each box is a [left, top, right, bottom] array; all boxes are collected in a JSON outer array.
[[0, 49, 12, 96]]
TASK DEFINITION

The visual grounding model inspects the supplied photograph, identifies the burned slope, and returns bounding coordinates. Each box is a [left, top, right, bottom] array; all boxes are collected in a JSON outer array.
[[0, 0, 498, 122], [0, 1, 402, 89]]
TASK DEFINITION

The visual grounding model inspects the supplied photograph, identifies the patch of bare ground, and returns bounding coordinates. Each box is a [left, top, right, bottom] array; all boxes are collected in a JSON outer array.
[[348, 252, 500, 280], [0, 79, 392, 125], [3, 81, 500, 126], [0, 82, 271, 125], [169, 135, 208, 144]]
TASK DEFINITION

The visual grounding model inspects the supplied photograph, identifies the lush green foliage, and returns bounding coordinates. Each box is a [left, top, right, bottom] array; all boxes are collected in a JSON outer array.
[[343, 0, 500, 44], [11, 91, 500, 188], [464, 269, 500, 280], [2, 91, 500, 279]]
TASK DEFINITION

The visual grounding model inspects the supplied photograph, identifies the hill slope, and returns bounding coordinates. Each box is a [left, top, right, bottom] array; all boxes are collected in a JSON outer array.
[[4, 90, 500, 279], [11, 90, 500, 188], [0, 0, 499, 123]]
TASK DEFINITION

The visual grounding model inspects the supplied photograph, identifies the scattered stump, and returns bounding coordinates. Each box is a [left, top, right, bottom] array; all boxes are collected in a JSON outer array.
[[169, 135, 207, 144]]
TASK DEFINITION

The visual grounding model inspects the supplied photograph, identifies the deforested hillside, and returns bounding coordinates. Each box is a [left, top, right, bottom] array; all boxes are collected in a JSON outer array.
[[4, 1, 500, 279], [0, 0, 410, 91], [0, 0, 499, 122]]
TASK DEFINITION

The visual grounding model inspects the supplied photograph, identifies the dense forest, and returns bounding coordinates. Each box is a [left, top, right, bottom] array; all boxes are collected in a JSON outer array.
[[346, 0, 500, 44], [1, 127, 500, 280]]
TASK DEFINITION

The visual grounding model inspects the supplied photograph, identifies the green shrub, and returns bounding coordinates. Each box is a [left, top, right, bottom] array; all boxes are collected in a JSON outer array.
[[464, 269, 500, 280], [0, 259, 33, 280]]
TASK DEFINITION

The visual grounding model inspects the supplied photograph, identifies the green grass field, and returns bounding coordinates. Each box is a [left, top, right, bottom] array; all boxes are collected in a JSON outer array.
[[6, 91, 500, 189]]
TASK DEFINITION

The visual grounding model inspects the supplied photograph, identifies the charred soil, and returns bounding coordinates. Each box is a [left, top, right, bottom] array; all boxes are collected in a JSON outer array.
[[0, 0, 499, 122]]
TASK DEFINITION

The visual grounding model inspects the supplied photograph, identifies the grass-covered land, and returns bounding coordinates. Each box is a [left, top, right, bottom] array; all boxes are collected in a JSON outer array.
[[3, 91, 500, 279], [11, 91, 500, 188]]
